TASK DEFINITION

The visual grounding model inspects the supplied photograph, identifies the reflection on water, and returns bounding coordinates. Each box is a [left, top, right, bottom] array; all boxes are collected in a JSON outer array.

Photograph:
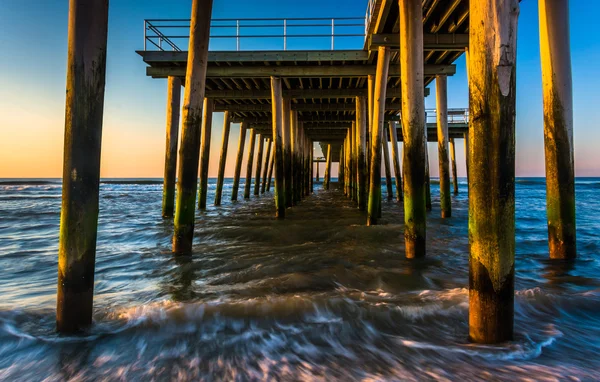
[[0, 178, 599, 380]]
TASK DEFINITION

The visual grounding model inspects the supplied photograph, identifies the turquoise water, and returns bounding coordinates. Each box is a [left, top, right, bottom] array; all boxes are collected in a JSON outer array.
[[0, 178, 599, 380]]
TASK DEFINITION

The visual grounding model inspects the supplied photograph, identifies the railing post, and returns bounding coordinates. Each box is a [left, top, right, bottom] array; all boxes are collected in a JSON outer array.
[[331, 19, 335, 50], [143, 20, 147, 51], [284, 19, 287, 50], [236, 20, 240, 51]]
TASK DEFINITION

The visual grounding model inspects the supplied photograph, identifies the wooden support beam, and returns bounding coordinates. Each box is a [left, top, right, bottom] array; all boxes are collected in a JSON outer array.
[[292, 112, 301, 204], [356, 96, 368, 210], [324, 144, 332, 189], [244, 129, 256, 199], [231, 123, 247, 201], [266, 141, 275, 192], [369, 33, 469, 50], [449, 137, 459, 194], [382, 129, 393, 200], [162, 76, 182, 218], [283, 98, 293, 207], [254, 135, 264, 196], [400, 0, 427, 258], [204, 87, 429, 100], [261, 139, 272, 193], [147, 64, 456, 79], [464, 132, 469, 187], [214, 102, 403, 112], [198, 98, 213, 210], [271, 77, 286, 218], [138, 49, 369, 63], [468, 0, 518, 344], [234, 115, 400, 124], [173, 0, 214, 254], [215, 111, 231, 205], [436, 75, 451, 217], [539, 0, 576, 260], [388, 122, 403, 202], [424, 132, 432, 212], [57, 0, 108, 333]]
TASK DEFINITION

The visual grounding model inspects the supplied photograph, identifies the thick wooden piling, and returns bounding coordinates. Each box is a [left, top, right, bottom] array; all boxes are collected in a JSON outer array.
[[324, 144, 332, 189], [400, 0, 426, 257], [57, 0, 108, 333], [172, 0, 214, 254], [450, 138, 459, 194], [291, 111, 300, 204], [357, 96, 368, 209], [198, 98, 213, 210], [468, 0, 519, 344], [266, 144, 275, 192], [162, 76, 182, 218], [271, 77, 285, 218], [231, 123, 247, 201], [261, 138, 272, 193], [244, 129, 256, 199], [388, 122, 403, 202], [254, 135, 264, 196], [214, 111, 231, 206], [367, 74, 374, 203], [382, 131, 393, 200], [367, 46, 390, 226], [539, 0, 576, 259], [283, 98, 293, 207], [436, 75, 451, 217], [345, 132, 351, 197]]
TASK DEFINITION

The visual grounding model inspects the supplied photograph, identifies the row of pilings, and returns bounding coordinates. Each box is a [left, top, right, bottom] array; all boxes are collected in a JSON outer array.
[[58, 0, 576, 347]]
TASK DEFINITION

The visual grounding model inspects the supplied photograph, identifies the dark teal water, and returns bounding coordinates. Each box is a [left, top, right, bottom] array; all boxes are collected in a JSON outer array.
[[0, 178, 599, 381]]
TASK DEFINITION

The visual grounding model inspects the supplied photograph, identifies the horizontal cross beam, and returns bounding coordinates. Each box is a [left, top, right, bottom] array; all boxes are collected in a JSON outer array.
[[214, 102, 402, 112], [205, 87, 430, 99], [137, 50, 370, 63], [369, 33, 469, 51]]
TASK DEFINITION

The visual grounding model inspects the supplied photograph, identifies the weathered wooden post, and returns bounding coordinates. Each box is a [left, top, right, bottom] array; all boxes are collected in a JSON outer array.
[[316, 161, 320, 182], [162, 76, 182, 218], [244, 129, 256, 199], [339, 145, 345, 190], [464, 132, 470, 187], [254, 135, 264, 196], [231, 123, 247, 201], [267, 144, 275, 192], [172, 0, 214, 254], [57, 0, 108, 333], [261, 138, 272, 193], [324, 144, 332, 189], [214, 111, 231, 206], [388, 121, 403, 202], [382, 130, 393, 200], [469, 0, 519, 343], [344, 133, 350, 196], [310, 141, 314, 193], [539, 0, 576, 259], [399, 0, 426, 257], [367, 74, 374, 201], [198, 98, 213, 210], [291, 111, 300, 204], [282, 98, 293, 207], [271, 77, 286, 218], [449, 137, 459, 194], [352, 121, 358, 202], [436, 75, 451, 217], [424, 132, 432, 212], [356, 96, 368, 209], [367, 46, 390, 225]]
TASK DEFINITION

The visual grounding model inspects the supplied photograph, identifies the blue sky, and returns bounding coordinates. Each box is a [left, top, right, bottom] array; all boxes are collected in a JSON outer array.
[[0, 0, 598, 178]]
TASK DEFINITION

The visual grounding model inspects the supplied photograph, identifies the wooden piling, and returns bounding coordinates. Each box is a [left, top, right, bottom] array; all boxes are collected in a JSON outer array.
[[367, 46, 390, 226], [316, 161, 320, 182], [254, 135, 264, 196], [464, 132, 470, 187], [468, 0, 519, 344], [57, 0, 108, 333], [339, 145, 345, 191], [271, 77, 285, 218], [291, 111, 300, 204], [198, 98, 213, 210], [266, 143, 275, 192], [231, 123, 247, 201], [400, 0, 426, 257], [324, 144, 332, 189], [214, 111, 231, 206], [244, 129, 256, 199], [310, 141, 314, 193], [424, 138, 432, 212], [539, 0, 576, 259], [382, 131, 393, 200], [450, 138, 459, 195], [283, 98, 293, 207], [261, 138, 272, 193], [172, 0, 214, 254], [436, 75, 451, 217], [162, 76, 182, 218], [388, 122, 403, 202], [344, 133, 350, 196], [367, 74, 374, 204]]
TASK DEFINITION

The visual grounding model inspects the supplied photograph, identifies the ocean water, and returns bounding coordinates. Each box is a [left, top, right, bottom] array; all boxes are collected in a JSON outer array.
[[0, 177, 599, 381]]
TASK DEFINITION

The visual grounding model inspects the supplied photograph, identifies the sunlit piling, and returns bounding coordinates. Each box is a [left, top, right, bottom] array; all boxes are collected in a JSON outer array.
[[449, 137, 459, 195], [254, 135, 264, 196], [468, 0, 519, 344], [382, 130, 393, 200], [356, 96, 368, 210], [388, 122, 403, 202], [266, 144, 275, 192], [261, 138, 272, 194], [214, 111, 231, 206], [244, 129, 256, 199], [539, 0, 576, 259], [162, 76, 182, 218], [463, 132, 469, 187], [231, 122, 247, 201], [324, 144, 332, 189], [271, 77, 285, 218], [198, 98, 213, 210], [436, 75, 451, 217], [57, 0, 109, 333], [283, 98, 293, 207], [172, 0, 214, 254], [367, 46, 390, 226], [424, 136, 432, 212]]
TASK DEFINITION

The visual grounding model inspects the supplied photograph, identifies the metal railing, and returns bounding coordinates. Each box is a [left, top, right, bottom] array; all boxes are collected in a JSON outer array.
[[425, 108, 469, 124], [143, 17, 367, 52]]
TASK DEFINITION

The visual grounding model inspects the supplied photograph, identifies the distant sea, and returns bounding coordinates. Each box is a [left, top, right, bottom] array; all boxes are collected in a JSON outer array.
[[0, 177, 599, 380]]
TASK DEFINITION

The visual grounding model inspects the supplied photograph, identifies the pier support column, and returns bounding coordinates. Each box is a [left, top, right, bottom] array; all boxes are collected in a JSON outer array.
[[424, 136, 432, 212], [271, 77, 285, 218], [283, 98, 293, 207], [261, 138, 272, 194], [436, 75, 451, 217], [468, 0, 518, 344], [382, 131, 393, 200], [244, 129, 256, 199], [367, 46, 390, 225], [464, 132, 470, 188], [316, 160, 320, 182], [162, 76, 182, 218], [339, 145, 345, 191], [291, 111, 300, 204], [310, 140, 314, 193], [266, 143, 275, 192], [214, 111, 231, 206], [231, 123, 247, 201], [400, 0, 426, 257], [450, 138, 459, 195], [357, 96, 368, 210], [367, 74, 374, 204], [254, 135, 264, 196], [345, 132, 350, 197], [198, 98, 213, 210], [388, 122, 403, 202], [351, 121, 357, 202], [173, 0, 214, 254], [324, 144, 332, 189], [57, 0, 108, 333], [539, 0, 576, 259]]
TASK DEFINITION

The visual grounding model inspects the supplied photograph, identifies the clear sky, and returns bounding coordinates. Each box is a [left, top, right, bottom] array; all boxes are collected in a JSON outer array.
[[0, 0, 599, 179]]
